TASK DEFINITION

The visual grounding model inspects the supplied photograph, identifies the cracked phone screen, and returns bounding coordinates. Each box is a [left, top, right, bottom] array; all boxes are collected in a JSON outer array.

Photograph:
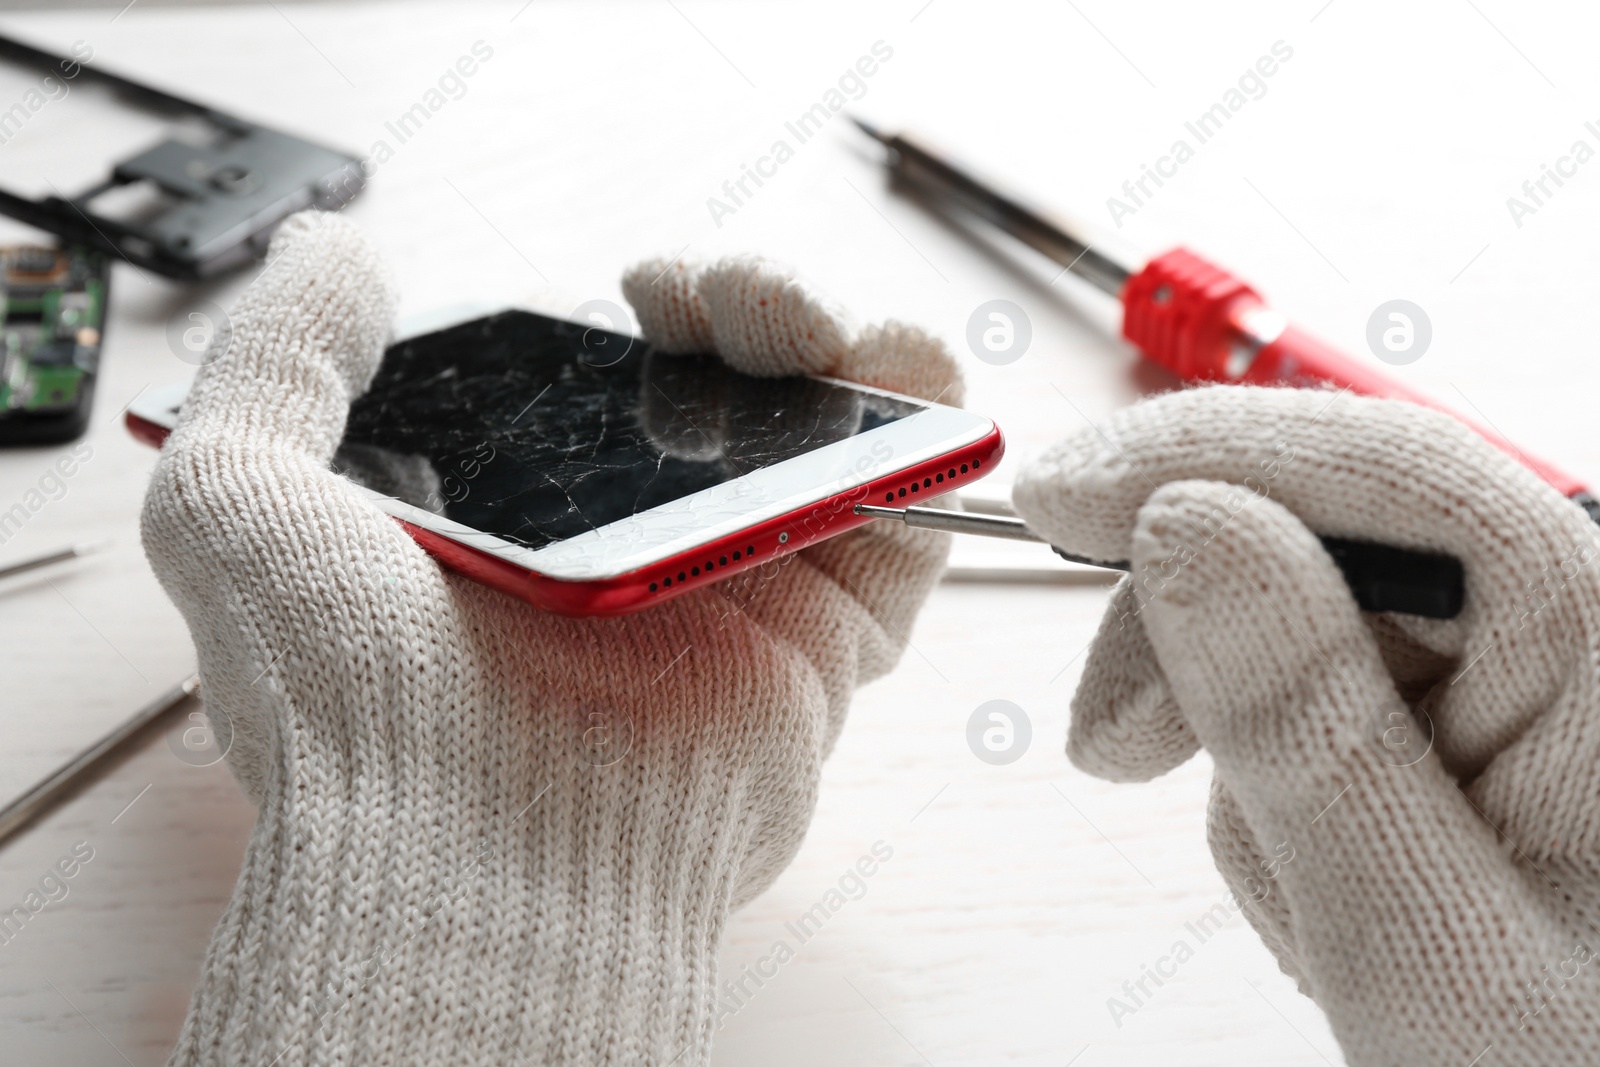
[[333, 310, 926, 550]]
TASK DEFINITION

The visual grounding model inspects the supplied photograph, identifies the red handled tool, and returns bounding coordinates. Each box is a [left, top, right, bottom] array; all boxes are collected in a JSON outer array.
[[852, 119, 1600, 523]]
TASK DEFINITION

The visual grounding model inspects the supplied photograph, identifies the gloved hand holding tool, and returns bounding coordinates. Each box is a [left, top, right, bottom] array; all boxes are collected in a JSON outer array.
[[1015, 385, 1600, 1065], [141, 213, 961, 1067]]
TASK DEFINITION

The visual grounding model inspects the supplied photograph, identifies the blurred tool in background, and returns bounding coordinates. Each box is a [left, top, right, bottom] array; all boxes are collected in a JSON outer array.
[[853, 120, 1600, 524], [0, 539, 103, 583], [0, 675, 199, 848]]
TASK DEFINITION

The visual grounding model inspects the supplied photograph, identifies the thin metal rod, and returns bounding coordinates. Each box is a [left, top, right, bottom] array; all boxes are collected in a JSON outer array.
[[858, 504, 1465, 620], [855, 502, 1041, 541], [851, 117, 1133, 296], [0, 541, 105, 583], [855, 503, 1130, 572], [0, 674, 200, 849], [943, 565, 1121, 586]]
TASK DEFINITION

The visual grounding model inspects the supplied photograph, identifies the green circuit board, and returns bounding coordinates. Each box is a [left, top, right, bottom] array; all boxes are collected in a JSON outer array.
[[0, 246, 108, 444]]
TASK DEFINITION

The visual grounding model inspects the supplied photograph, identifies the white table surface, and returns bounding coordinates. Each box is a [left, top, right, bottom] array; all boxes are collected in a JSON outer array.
[[3, 1, 1598, 1063]]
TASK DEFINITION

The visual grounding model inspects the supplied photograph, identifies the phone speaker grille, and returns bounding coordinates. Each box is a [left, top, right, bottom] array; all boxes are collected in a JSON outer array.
[[643, 453, 985, 598], [647, 543, 761, 595], [882, 458, 979, 504]]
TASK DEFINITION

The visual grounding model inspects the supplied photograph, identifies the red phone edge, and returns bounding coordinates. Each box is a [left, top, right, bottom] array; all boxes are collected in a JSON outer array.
[[126, 410, 1005, 617]]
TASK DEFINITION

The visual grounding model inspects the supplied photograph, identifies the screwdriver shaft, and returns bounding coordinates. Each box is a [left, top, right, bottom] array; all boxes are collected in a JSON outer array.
[[854, 503, 1465, 620], [851, 117, 1132, 295], [854, 502, 1043, 542]]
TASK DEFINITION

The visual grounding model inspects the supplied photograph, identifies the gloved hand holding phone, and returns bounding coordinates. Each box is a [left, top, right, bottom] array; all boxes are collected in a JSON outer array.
[[143, 206, 1597, 1067], [141, 213, 962, 1067], [1014, 386, 1600, 1065]]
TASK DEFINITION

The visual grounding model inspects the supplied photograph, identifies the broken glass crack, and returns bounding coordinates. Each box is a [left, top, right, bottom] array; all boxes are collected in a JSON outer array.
[[331, 310, 922, 551]]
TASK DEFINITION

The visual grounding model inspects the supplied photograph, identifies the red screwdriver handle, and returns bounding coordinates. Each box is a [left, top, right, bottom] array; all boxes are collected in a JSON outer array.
[[1250, 324, 1585, 497], [1121, 247, 1591, 501]]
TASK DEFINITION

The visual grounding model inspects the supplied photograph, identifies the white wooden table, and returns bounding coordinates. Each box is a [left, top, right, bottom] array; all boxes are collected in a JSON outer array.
[[4, 1, 1598, 1063]]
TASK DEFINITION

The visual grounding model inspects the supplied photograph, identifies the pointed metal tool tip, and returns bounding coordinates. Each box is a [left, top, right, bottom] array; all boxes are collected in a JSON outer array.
[[849, 115, 889, 143]]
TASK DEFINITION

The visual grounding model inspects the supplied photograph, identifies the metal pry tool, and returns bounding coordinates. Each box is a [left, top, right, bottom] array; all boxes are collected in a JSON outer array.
[[0, 541, 106, 584], [851, 118, 1600, 524], [0, 674, 200, 849], [855, 503, 1465, 620]]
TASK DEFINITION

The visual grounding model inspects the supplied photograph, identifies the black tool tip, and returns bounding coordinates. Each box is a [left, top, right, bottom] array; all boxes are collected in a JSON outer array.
[[849, 115, 889, 144]]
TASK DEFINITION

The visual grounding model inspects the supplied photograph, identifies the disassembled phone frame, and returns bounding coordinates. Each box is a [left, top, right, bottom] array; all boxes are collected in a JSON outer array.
[[0, 34, 365, 280]]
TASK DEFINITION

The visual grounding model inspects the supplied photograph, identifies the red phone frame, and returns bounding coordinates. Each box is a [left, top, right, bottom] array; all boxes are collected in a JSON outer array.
[[127, 410, 1004, 617]]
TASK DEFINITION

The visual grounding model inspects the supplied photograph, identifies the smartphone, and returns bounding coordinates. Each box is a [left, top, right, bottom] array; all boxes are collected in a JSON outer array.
[[127, 308, 1002, 616]]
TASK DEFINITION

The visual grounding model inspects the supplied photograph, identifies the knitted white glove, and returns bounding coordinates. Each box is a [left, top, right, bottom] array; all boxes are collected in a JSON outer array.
[[141, 214, 961, 1067], [1014, 386, 1600, 1066]]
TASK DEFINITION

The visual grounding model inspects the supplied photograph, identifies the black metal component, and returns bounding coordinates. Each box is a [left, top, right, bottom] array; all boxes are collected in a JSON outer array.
[[0, 34, 365, 280]]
